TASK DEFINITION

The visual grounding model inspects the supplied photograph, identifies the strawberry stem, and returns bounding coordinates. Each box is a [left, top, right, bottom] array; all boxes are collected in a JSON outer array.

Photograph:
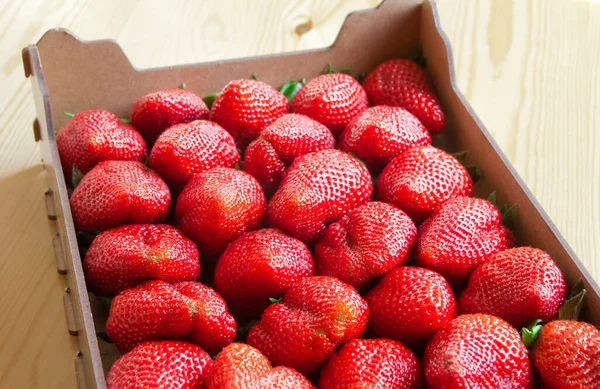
[[180, 82, 187, 90], [521, 319, 543, 347]]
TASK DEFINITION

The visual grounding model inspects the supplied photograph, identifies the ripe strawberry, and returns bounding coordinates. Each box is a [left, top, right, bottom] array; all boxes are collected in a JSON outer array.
[[425, 314, 533, 388], [106, 280, 236, 354], [458, 247, 567, 328], [268, 149, 373, 246], [205, 343, 315, 389], [130, 88, 209, 143], [106, 340, 212, 389], [377, 145, 473, 222], [314, 201, 416, 289], [363, 58, 445, 134], [84, 224, 200, 296], [176, 167, 266, 260], [70, 161, 171, 232], [56, 109, 147, 185], [210, 79, 289, 148], [214, 228, 314, 320], [365, 266, 456, 348], [416, 196, 515, 286], [247, 276, 368, 376], [243, 113, 335, 194], [531, 320, 600, 389], [339, 106, 431, 173], [318, 338, 422, 389], [291, 73, 368, 136]]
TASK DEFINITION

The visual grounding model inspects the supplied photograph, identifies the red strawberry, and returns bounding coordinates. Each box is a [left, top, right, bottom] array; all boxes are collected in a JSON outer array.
[[314, 201, 416, 289], [210, 79, 289, 148], [84, 224, 200, 296], [339, 106, 431, 173], [458, 247, 567, 328], [205, 343, 315, 389], [243, 113, 335, 194], [532, 320, 600, 389], [377, 145, 473, 222], [425, 314, 533, 389], [268, 149, 373, 246], [416, 196, 515, 285], [363, 59, 446, 134], [131, 88, 209, 143], [247, 276, 368, 376], [291, 73, 368, 136], [70, 161, 171, 232], [106, 280, 236, 354], [56, 109, 147, 185], [318, 338, 422, 389], [366, 266, 456, 348], [214, 228, 314, 320], [106, 340, 213, 389], [176, 167, 266, 260]]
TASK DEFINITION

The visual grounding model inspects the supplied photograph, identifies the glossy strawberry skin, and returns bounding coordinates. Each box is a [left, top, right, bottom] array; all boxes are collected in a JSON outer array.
[[268, 149, 373, 246], [459, 247, 567, 328], [318, 338, 422, 389], [56, 109, 147, 185], [131, 88, 210, 144], [243, 114, 335, 194], [314, 201, 416, 290], [339, 106, 431, 173], [291, 73, 368, 136], [532, 320, 600, 389], [214, 228, 314, 320], [247, 276, 369, 376], [106, 340, 213, 389], [363, 59, 445, 134], [176, 167, 266, 260], [366, 266, 456, 349], [210, 79, 289, 148], [70, 161, 171, 232], [425, 314, 533, 389], [377, 145, 473, 222], [205, 343, 315, 389], [106, 280, 236, 354], [84, 224, 200, 296], [416, 196, 515, 286]]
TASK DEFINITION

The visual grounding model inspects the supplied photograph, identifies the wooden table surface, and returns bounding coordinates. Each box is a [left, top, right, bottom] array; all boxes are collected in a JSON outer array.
[[1, 0, 598, 387]]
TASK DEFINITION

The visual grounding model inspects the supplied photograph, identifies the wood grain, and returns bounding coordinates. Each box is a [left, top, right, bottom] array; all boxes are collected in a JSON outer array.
[[0, 0, 598, 388]]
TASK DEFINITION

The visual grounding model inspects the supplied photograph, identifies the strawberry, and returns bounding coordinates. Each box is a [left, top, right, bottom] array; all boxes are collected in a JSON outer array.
[[291, 73, 368, 136], [531, 320, 600, 389], [377, 145, 473, 222], [268, 149, 373, 246], [70, 161, 171, 232], [365, 266, 456, 349], [130, 88, 209, 144], [56, 109, 147, 185], [338, 106, 431, 173], [106, 280, 236, 354], [425, 314, 533, 388], [247, 276, 368, 376], [363, 58, 446, 134], [210, 79, 289, 148], [416, 196, 515, 286], [106, 340, 213, 389], [243, 113, 335, 194], [84, 224, 200, 296], [176, 167, 266, 260], [214, 228, 314, 320], [205, 343, 315, 389], [458, 247, 567, 328], [318, 338, 422, 389], [314, 201, 416, 289]]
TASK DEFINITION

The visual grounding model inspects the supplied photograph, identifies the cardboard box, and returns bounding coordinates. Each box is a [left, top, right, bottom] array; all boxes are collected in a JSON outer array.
[[22, 0, 600, 388]]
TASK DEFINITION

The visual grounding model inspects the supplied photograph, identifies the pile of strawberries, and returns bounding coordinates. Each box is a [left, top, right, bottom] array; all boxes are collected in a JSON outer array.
[[57, 59, 600, 389]]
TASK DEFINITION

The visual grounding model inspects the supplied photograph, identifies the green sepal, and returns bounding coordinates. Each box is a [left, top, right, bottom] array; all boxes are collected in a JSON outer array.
[[236, 319, 258, 335], [97, 296, 113, 308], [410, 48, 427, 69], [96, 331, 113, 344], [64, 112, 75, 118], [487, 191, 516, 228], [119, 118, 131, 124], [323, 64, 352, 75], [203, 94, 218, 110], [180, 82, 187, 90], [269, 297, 282, 304], [72, 164, 84, 188], [451, 150, 469, 164], [521, 319, 543, 347], [357, 72, 367, 84], [280, 79, 305, 101], [559, 279, 586, 321], [251, 74, 258, 80]]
